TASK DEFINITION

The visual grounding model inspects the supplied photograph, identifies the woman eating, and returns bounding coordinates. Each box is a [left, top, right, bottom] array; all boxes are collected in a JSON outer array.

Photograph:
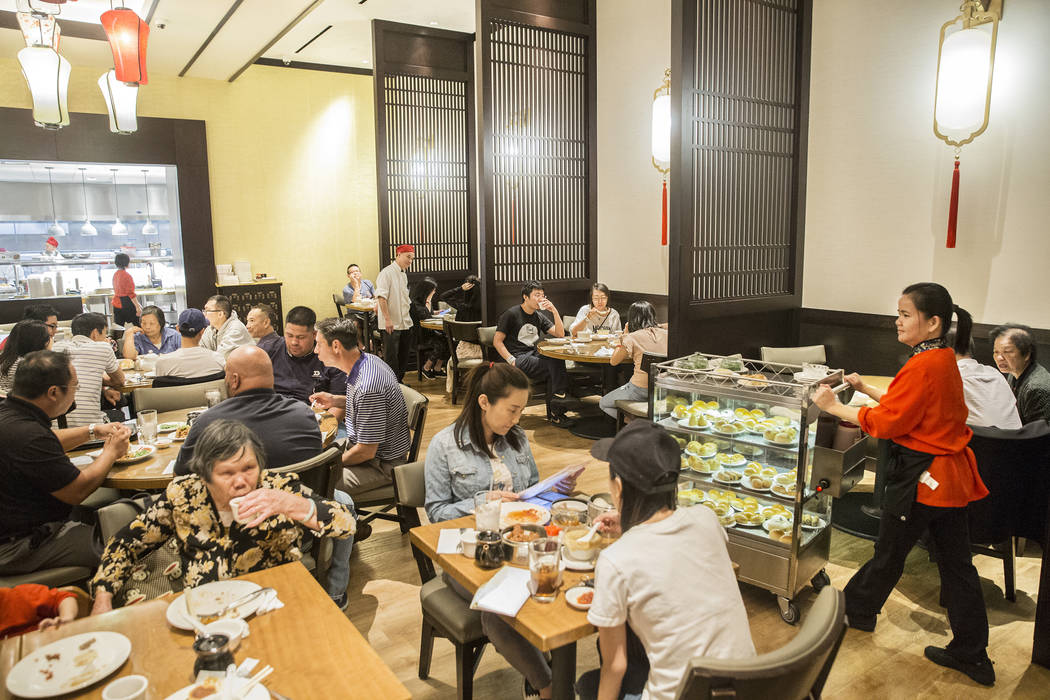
[[425, 363, 580, 699], [111, 253, 141, 327], [570, 283, 622, 336], [120, 305, 181, 360], [577, 421, 754, 700], [89, 420, 355, 613], [0, 320, 52, 396], [813, 282, 993, 686], [599, 301, 667, 419]]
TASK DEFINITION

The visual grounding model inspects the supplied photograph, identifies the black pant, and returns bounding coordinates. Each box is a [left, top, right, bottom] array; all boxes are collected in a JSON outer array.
[[514, 348, 568, 395], [113, 297, 139, 326], [844, 502, 989, 661], [382, 329, 411, 381]]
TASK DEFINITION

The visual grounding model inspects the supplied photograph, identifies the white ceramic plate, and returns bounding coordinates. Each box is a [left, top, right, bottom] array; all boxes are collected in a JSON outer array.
[[762, 434, 798, 446], [712, 470, 743, 485], [156, 422, 184, 433], [800, 517, 827, 531], [763, 516, 794, 532], [741, 477, 772, 493], [711, 425, 745, 436], [716, 453, 747, 467], [561, 546, 595, 571], [564, 586, 594, 611], [499, 502, 551, 529], [115, 445, 156, 465], [733, 512, 765, 528], [677, 417, 709, 430], [165, 580, 263, 631], [687, 460, 719, 475], [546, 337, 570, 345], [5, 632, 131, 698], [164, 678, 269, 700], [771, 483, 798, 498]]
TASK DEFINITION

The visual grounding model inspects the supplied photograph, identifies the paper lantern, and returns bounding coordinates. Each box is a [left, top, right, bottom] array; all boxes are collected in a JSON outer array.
[[15, 0, 64, 17], [651, 68, 671, 246], [101, 7, 149, 85], [17, 46, 70, 129], [98, 70, 138, 134], [17, 11, 60, 49]]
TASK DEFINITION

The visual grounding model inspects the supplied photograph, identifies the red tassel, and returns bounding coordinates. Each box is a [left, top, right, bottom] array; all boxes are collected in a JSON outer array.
[[661, 179, 668, 246], [511, 196, 516, 244], [946, 158, 960, 249]]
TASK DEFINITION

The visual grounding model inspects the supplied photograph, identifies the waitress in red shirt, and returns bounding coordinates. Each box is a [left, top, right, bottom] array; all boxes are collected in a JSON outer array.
[[814, 282, 993, 686], [111, 252, 141, 326]]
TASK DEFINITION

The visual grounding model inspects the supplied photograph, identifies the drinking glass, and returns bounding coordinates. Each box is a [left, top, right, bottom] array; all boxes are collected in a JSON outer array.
[[528, 539, 561, 603], [136, 409, 158, 445], [204, 389, 222, 407], [474, 490, 502, 532]]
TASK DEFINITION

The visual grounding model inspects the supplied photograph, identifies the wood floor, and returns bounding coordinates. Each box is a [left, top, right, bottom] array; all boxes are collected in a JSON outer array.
[[344, 377, 1050, 699]]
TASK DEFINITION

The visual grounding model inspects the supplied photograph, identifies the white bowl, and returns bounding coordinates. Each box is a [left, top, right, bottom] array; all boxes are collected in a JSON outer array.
[[200, 619, 248, 650], [102, 675, 148, 700]]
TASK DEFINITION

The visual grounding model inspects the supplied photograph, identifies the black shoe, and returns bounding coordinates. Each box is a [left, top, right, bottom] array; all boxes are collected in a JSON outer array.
[[549, 413, 577, 429], [550, 393, 578, 411], [421, 369, 436, 380], [354, 520, 373, 543], [860, 505, 883, 519], [924, 646, 995, 686], [330, 592, 349, 612], [845, 612, 876, 632]]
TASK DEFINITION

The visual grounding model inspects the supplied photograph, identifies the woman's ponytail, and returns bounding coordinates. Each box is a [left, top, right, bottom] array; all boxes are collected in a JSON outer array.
[[952, 304, 973, 356]]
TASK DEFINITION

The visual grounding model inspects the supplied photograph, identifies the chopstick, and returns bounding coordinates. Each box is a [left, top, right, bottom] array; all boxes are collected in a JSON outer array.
[[237, 665, 273, 699]]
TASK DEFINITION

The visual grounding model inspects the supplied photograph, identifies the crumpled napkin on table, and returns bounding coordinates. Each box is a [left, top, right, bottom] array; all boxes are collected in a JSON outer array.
[[254, 589, 284, 616], [593, 346, 614, 357]]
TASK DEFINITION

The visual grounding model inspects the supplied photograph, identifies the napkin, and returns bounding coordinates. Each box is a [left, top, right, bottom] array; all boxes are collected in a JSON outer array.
[[848, 391, 872, 407], [437, 528, 472, 555], [593, 346, 613, 357], [70, 455, 93, 466], [254, 589, 283, 616], [470, 566, 531, 616], [163, 460, 176, 475]]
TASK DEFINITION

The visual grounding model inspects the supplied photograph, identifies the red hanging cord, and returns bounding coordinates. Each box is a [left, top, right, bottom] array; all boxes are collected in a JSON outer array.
[[661, 178, 668, 246], [946, 157, 960, 249]]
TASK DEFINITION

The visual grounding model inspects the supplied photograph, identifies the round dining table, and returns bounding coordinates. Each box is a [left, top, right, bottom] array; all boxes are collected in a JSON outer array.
[[345, 300, 378, 351], [67, 407, 340, 490], [537, 336, 622, 440]]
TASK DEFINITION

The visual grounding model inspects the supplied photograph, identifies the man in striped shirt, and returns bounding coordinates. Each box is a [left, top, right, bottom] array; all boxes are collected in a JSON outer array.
[[53, 313, 125, 427]]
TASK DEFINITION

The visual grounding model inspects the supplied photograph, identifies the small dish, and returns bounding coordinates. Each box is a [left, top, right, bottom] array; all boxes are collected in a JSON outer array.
[[565, 586, 594, 611], [200, 619, 248, 650]]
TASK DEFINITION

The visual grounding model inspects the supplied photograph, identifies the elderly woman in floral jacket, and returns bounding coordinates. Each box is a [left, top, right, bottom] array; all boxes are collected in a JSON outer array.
[[90, 419, 354, 613]]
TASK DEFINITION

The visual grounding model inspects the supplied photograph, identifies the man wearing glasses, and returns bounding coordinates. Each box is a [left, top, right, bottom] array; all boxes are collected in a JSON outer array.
[[0, 304, 60, 352], [200, 295, 254, 359], [0, 351, 131, 577]]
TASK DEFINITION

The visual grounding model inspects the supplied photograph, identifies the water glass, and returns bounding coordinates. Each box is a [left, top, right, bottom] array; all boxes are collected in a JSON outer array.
[[204, 389, 222, 407], [136, 409, 158, 445], [474, 490, 502, 532], [528, 539, 561, 603]]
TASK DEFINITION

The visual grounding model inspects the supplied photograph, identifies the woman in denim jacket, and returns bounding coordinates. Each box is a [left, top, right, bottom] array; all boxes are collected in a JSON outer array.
[[424, 362, 579, 699]]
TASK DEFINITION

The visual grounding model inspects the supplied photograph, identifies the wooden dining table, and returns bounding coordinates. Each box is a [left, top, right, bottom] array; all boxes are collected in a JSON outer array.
[[67, 408, 339, 490], [2, 562, 409, 700], [420, 316, 447, 332], [537, 337, 622, 440], [344, 300, 377, 352], [410, 514, 597, 700]]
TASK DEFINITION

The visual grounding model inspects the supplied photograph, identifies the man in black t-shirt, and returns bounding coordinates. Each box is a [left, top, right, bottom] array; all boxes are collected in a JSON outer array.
[[0, 351, 131, 577], [494, 281, 574, 427], [266, 306, 347, 410]]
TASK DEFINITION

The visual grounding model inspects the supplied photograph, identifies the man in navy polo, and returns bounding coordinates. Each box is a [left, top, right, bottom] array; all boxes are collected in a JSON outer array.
[[265, 306, 346, 414]]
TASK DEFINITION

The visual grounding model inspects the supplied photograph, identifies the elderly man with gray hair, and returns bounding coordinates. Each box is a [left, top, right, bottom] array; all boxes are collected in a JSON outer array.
[[89, 419, 355, 614]]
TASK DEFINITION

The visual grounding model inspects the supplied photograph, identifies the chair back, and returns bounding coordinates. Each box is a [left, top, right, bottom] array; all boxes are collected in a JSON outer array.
[[562, 315, 576, 331], [132, 379, 228, 413], [401, 384, 429, 462], [333, 293, 347, 319], [268, 446, 343, 499], [759, 345, 827, 366], [675, 587, 846, 700], [97, 498, 151, 543], [968, 421, 1050, 545], [393, 460, 435, 582], [151, 370, 227, 389], [477, 326, 497, 347], [640, 351, 667, 375], [445, 319, 482, 345]]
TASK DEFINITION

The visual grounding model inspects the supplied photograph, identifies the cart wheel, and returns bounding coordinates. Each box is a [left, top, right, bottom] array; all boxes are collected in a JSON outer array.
[[811, 570, 831, 592], [777, 596, 800, 625]]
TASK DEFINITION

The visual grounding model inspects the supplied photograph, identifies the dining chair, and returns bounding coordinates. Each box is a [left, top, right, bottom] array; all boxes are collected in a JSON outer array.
[[150, 370, 226, 389], [443, 319, 484, 404], [0, 567, 93, 589], [673, 587, 846, 700], [132, 379, 228, 413], [759, 345, 827, 366], [393, 461, 488, 700], [332, 293, 347, 319], [350, 384, 429, 533], [614, 351, 666, 432], [477, 326, 497, 362]]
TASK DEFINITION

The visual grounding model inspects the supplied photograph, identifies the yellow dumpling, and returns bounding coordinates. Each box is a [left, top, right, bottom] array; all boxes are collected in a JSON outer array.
[[672, 404, 689, 419], [686, 441, 703, 454], [749, 408, 766, 419], [734, 407, 751, 419]]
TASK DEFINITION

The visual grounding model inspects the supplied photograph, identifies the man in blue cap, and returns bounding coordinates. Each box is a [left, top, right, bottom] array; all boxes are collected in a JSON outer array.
[[154, 309, 226, 379]]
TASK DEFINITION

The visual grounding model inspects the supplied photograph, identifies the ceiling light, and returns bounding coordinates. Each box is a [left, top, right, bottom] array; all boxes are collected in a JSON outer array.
[[79, 167, 97, 236], [362, 59, 370, 64], [429, 21, 439, 26], [17, 46, 70, 129], [110, 169, 127, 235], [101, 6, 149, 85], [140, 169, 157, 235], [15, 0, 63, 17], [98, 70, 138, 134], [17, 11, 60, 48], [44, 166, 65, 237]]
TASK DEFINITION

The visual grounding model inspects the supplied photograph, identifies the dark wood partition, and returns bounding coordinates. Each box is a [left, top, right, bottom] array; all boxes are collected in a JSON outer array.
[[477, 0, 597, 322], [668, 0, 811, 358], [0, 107, 216, 307], [371, 20, 478, 290]]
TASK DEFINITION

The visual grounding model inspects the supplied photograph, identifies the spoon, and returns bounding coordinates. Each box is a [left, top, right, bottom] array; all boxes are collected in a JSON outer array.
[[576, 520, 603, 546]]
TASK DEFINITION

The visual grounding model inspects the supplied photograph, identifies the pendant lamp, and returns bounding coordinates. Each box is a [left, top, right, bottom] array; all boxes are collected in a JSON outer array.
[[650, 68, 671, 246], [98, 70, 138, 134], [17, 45, 70, 129], [110, 169, 127, 235], [140, 170, 157, 235], [79, 168, 97, 236], [44, 166, 65, 237], [101, 5, 149, 85], [17, 11, 60, 48], [15, 0, 63, 16]]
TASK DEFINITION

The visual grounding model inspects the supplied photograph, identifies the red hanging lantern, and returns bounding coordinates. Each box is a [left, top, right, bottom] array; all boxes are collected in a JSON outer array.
[[101, 7, 148, 85]]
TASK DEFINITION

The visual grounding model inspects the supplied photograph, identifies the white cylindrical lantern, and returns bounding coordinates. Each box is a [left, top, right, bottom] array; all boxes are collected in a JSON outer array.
[[98, 70, 139, 134], [17, 46, 70, 129], [935, 27, 993, 134], [651, 93, 671, 165], [17, 11, 60, 48]]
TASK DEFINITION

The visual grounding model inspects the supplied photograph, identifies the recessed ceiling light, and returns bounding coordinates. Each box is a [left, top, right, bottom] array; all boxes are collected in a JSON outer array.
[[362, 59, 370, 64]]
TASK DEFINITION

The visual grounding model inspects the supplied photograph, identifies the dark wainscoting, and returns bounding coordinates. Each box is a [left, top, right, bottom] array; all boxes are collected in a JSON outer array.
[[0, 295, 84, 324], [0, 107, 216, 308], [608, 289, 669, 324]]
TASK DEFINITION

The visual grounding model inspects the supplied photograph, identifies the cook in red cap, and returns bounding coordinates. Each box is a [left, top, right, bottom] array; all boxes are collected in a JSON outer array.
[[395, 244, 415, 255], [45, 236, 59, 249]]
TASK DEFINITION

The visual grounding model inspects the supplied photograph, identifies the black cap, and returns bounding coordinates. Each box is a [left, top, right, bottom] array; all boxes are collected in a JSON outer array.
[[590, 420, 680, 494]]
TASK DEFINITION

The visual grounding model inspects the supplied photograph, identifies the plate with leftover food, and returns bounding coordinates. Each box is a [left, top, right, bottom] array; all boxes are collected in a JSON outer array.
[[165, 580, 263, 631], [164, 676, 269, 700], [499, 502, 551, 529], [115, 445, 156, 464], [5, 632, 131, 698], [565, 586, 595, 610]]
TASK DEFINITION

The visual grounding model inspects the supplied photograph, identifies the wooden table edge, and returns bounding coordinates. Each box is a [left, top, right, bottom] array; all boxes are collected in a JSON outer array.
[[537, 342, 615, 365]]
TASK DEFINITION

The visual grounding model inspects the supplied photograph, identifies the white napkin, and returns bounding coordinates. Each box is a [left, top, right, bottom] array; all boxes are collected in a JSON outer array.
[[70, 455, 93, 466], [163, 460, 176, 475], [470, 566, 531, 616], [437, 528, 471, 555], [849, 391, 872, 407], [593, 346, 613, 357], [254, 589, 283, 616]]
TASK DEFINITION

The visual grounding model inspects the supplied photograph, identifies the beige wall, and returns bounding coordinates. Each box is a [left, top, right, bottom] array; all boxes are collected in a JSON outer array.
[[0, 58, 380, 319], [804, 0, 1050, 327], [596, 0, 671, 296]]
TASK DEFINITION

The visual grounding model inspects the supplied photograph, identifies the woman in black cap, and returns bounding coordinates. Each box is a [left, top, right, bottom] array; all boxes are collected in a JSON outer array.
[[577, 421, 754, 700]]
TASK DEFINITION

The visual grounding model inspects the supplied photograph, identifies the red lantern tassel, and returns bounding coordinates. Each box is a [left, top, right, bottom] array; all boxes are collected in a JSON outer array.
[[946, 158, 960, 249], [661, 178, 668, 246]]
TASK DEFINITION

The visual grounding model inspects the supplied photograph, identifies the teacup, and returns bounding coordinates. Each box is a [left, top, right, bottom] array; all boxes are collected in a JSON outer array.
[[460, 530, 477, 558], [102, 675, 148, 700], [578, 330, 592, 342], [229, 497, 250, 524], [201, 619, 248, 650]]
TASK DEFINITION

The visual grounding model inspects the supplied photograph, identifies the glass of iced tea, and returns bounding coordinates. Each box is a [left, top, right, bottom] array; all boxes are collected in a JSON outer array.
[[528, 539, 561, 603]]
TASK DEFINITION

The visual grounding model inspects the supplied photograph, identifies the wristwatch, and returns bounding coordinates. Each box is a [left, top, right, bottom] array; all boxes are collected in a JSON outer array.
[[88, 423, 96, 441]]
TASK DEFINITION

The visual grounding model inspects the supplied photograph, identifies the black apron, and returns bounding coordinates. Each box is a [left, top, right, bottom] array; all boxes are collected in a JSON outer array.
[[113, 297, 139, 326], [882, 441, 936, 521]]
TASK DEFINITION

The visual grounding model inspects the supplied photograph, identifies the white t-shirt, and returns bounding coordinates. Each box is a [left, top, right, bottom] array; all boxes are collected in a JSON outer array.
[[957, 358, 1022, 429], [375, 261, 412, 330], [199, 311, 254, 358], [154, 346, 226, 379], [573, 305, 622, 333], [588, 506, 755, 700], [54, 335, 120, 427]]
